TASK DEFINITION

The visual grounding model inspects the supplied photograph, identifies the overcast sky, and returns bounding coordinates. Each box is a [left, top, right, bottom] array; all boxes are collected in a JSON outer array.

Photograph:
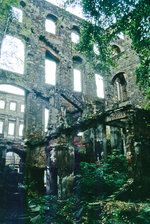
[[46, 0, 84, 18]]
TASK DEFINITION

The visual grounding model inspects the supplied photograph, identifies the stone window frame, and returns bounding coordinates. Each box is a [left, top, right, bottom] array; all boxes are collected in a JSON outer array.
[[111, 44, 121, 56], [45, 14, 58, 35], [71, 25, 80, 44], [73, 55, 83, 92], [95, 74, 104, 98], [0, 35, 25, 74], [45, 50, 58, 86], [73, 68, 82, 92], [112, 72, 128, 102]]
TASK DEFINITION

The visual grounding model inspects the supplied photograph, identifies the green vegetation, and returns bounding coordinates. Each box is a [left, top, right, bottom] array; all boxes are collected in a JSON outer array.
[[27, 150, 150, 223], [63, 0, 150, 98]]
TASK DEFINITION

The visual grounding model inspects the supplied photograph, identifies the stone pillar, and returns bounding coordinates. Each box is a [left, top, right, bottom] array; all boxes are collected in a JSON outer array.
[[102, 124, 107, 161], [74, 134, 82, 224], [25, 91, 44, 136], [46, 132, 57, 224], [125, 112, 137, 179]]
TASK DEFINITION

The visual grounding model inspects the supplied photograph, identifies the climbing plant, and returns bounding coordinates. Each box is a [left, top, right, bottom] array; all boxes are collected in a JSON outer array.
[[62, 0, 150, 94]]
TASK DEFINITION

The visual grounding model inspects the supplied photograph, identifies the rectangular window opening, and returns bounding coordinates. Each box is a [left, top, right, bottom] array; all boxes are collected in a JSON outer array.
[[45, 19, 56, 34], [74, 69, 82, 92], [21, 104, 25, 113], [8, 122, 15, 136], [95, 74, 104, 98], [10, 102, 16, 111], [71, 32, 80, 43], [0, 121, 3, 134], [45, 108, 49, 132], [45, 59, 56, 85], [19, 124, 24, 137], [0, 100, 5, 109]]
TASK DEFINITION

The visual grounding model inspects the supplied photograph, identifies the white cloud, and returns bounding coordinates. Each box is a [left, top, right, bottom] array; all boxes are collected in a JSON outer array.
[[45, 0, 84, 18]]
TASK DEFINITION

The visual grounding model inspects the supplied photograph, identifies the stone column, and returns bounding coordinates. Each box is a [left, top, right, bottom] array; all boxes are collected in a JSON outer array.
[[73, 133, 82, 224], [102, 124, 107, 161], [46, 131, 57, 224]]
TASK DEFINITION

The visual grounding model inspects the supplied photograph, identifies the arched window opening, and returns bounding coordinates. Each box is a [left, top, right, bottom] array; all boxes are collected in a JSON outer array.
[[71, 26, 80, 44], [95, 74, 104, 98], [113, 73, 127, 102], [0, 35, 24, 74], [0, 84, 25, 95], [73, 69, 82, 92], [45, 14, 57, 34], [112, 45, 121, 56]]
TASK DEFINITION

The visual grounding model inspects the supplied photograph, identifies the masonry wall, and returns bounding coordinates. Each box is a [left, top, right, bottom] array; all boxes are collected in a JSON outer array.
[[0, 0, 102, 139]]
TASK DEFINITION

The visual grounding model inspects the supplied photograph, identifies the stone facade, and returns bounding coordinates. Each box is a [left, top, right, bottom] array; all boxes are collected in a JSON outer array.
[[0, 0, 149, 197]]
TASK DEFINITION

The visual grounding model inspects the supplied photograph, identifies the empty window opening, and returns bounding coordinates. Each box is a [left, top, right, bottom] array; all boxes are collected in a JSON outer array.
[[12, 7, 23, 23], [45, 19, 56, 34], [0, 100, 5, 109], [112, 45, 121, 56], [21, 104, 25, 112], [113, 73, 127, 102], [95, 74, 104, 98], [0, 35, 24, 74], [71, 32, 80, 43], [8, 122, 15, 135], [19, 124, 24, 136], [45, 59, 56, 85], [10, 102, 16, 111], [116, 79, 127, 101], [0, 121, 3, 134], [74, 69, 82, 92], [0, 84, 25, 96], [73, 56, 83, 64], [45, 108, 49, 132]]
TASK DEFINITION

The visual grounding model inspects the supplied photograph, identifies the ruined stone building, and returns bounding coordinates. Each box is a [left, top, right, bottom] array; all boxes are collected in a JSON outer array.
[[0, 0, 150, 200]]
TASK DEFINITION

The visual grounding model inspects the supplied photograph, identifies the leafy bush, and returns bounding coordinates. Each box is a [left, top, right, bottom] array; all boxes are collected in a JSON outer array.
[[79, 149, 128, 201], [103, 149, 129, 196], [101, 201, 150, 224]]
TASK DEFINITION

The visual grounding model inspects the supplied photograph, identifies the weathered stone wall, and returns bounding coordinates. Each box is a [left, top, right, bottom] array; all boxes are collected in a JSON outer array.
[[0, 91, 24, 139], [105, 36, 146, 109], [0, 0, 149, 196], [0, 0, 102, 139]]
